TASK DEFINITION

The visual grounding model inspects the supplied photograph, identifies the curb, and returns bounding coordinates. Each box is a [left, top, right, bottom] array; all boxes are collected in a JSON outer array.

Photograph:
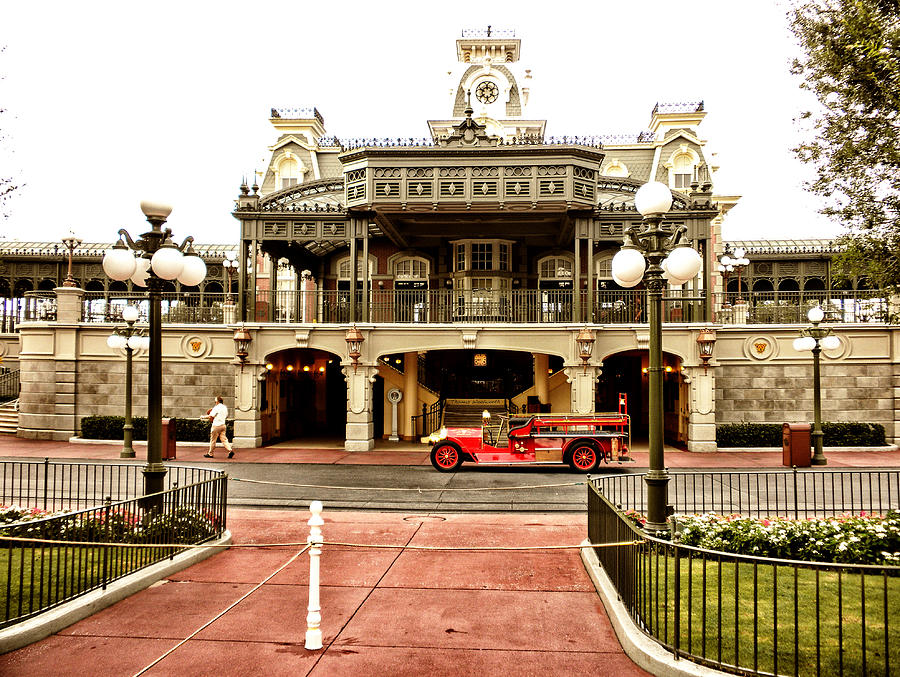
[[579, 539, 730, 677], [0, 530, 232, 654]]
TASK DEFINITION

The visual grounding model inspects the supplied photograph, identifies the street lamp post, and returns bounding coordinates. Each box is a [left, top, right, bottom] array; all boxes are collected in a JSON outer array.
[[717, 246, 750, 307], [611, 181, 703, 534], [793, 306, 841, 466], [61, 235, 82, 288], [102, 202, 207, 498], [107, 305, 149, 459], [223, 250, 238, 303]]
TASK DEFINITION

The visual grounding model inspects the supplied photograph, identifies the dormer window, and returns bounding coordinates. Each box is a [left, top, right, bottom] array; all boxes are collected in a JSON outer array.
[[673, 154, 693, 189]]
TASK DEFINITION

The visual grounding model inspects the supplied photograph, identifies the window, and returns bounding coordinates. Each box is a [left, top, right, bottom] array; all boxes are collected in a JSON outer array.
[[451, 239, 513, 272], [539, 256, 573, 279], [396, 258, 427, 279], [281, 158, 300, 189], [472, 243, 493, 270], [673, 154, 693, 189]]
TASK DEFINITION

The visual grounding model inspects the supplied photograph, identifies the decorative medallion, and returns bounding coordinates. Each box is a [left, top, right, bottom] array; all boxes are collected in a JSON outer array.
[[182, 335, 210, 359], [744, 335, 778, 361], [475, 80, 499, 104]]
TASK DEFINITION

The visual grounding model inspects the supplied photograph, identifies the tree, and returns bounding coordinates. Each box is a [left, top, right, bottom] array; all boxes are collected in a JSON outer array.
[[789, 0, 900, 291], [0, 46, 19, 222]]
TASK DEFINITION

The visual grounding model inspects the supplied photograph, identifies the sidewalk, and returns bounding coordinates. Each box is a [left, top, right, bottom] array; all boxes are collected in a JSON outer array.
[[0, 434, 897, 469], [0, 509, 652, 677]]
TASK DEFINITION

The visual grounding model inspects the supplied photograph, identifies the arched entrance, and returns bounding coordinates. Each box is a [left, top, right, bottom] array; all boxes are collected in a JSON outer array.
[[259, 348, 347, 444], [597, 350, 686, 446]]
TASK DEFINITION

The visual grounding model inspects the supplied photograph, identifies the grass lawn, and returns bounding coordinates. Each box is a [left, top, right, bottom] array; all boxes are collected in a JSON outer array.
[[637, 550, 900, 676], [0, 543, 165, 626]]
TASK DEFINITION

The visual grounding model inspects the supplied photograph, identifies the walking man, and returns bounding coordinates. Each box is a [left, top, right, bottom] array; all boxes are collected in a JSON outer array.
[[204, 395, 234, 459]]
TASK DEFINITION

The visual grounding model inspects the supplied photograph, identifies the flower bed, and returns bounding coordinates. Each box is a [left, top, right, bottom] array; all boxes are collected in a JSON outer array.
[[673, 510, 900, 565]]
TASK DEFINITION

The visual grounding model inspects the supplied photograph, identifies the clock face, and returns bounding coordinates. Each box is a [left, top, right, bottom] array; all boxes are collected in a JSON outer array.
[[475, 81, 499, 104]]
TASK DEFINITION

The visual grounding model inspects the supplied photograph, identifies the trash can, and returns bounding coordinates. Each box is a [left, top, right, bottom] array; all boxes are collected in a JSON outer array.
[[161, 417, 177, 460], [782, 423, 811, 467]]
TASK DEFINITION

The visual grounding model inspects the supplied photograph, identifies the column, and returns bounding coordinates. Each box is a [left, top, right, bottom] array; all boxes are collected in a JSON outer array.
[[533, 353, 549, 405], [233, 363, 263, 448], [267, 254, 277, 322], [344, 364, 377, 451], [403, 351, 418, 440], [238, 239, 249, 322], [573, 236, 581, 322], [361, 222, 370, 323], [564, 365, 600, 414], [348, 222, 358, 323], [249, 239, 258, 321], [684, 365, 717, 452]]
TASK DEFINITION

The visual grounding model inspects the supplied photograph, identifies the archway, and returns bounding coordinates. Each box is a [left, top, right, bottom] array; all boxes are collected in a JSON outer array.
[[597, 349, 685, 446], [259, 348, 346, 445]]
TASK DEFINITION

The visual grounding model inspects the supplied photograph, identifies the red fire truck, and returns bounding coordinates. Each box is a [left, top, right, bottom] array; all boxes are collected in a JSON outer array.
[[429, 395, 632, 472]]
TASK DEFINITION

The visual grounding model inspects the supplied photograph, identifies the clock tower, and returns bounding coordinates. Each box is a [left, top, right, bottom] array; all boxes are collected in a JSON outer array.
[[428, 27, 546, 141]]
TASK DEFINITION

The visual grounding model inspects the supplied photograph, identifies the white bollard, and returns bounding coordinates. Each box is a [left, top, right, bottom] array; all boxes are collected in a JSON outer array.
[[305, 500, 324, 650]]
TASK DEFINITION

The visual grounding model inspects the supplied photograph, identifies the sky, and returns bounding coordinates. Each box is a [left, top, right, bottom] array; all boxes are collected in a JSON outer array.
[[0, 0, 840, 246]]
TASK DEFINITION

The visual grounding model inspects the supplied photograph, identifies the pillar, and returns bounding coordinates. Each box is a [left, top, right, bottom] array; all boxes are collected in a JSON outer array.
[[233, 363, 263, 448], [684, 366, 717, 452], [533, 353, 549, 405], [344, 364, 377, 451], [403, 351, 418, 440], [564, 365, 600, 414]]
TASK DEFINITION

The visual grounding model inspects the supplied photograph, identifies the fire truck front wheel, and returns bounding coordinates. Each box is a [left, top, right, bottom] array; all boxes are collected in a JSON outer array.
[[567, 441, 600, 472], [431, 443, 463, 472]]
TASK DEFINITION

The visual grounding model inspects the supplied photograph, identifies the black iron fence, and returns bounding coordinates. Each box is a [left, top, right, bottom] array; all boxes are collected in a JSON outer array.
[[411, 399, 444, 439], [1, 288, 890, 328], [0, 369, 18, 403], [0, 461, 227, 628], [588, 470, 900, 676]]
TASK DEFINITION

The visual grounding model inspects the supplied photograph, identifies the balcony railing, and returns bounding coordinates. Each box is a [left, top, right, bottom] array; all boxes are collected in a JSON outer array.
[[3, 288, 889, 327]]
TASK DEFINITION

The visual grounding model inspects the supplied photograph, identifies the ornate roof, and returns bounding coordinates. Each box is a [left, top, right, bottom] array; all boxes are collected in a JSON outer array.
[[726, 239, 843, 255]]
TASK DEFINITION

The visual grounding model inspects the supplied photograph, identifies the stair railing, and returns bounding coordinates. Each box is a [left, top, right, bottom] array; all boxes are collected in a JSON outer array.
[[0, 368, 20, 403]]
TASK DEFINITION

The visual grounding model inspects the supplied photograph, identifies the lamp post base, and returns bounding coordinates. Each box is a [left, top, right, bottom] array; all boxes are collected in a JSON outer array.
[[120, 448, 136, 459], [811, 454, 828, 466]]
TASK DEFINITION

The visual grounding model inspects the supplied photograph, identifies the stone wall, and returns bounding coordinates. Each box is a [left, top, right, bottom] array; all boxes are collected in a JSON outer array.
[[74, 359, 234, 430], [715, 361, 894, 435]]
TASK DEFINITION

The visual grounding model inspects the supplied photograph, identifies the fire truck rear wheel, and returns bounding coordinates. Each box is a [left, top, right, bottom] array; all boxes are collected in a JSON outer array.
[[568, 442, 600, 472], [431, 443, 462, 472]]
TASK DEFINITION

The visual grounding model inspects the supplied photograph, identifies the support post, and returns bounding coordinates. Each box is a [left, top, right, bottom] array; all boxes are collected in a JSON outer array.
[[305, 500, 324, 651]]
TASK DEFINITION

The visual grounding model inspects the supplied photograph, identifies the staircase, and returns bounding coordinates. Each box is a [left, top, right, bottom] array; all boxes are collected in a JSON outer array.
[[441, 398, 507, 428], [0, 399, 18, 435]]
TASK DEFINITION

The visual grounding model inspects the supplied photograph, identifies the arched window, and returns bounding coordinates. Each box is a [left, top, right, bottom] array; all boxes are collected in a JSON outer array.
[[603, 160, 629, 178], [280, 157, 299, 189], [672, 154, 694, 189], [337, 256, 374, 280], [394, 257, 428, 280]]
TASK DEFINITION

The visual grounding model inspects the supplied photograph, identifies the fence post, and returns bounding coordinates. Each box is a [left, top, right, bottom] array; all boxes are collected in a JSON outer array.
[[102, 496, 111, 590], [673, 544, 681, 659], [792, 466, 799, 521], [43, 458, 49, 511], [305, 500, 324, 650]]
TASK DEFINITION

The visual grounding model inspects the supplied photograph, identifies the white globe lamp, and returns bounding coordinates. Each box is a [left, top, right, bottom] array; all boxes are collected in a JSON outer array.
[[103, 247, 137, 281], [807, 306, 825, 323], [122, 305, 140, 323], [611, 248, 646, 284], [822, 335, 841, 350], [665, 246, 703, 281], [177, 253, 207, 287], [131, 258, 151, 288], [150, 245, 185, 280], [634, 181, 673, 217]]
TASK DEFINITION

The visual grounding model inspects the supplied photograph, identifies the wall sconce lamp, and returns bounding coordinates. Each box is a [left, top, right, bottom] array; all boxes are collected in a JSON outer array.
[[233, 325, 252, 364], [697, 327, 716, 372], [576, 326, 595, 373], [345, 324, 364, 371]]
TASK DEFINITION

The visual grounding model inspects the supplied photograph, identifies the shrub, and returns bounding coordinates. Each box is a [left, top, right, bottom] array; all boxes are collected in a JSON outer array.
[[80, 416, 234, 443], [673, 511, 900, 565], [717, 422, 885, 447]]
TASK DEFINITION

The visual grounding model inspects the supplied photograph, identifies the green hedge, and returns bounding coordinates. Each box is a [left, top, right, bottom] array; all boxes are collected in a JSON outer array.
[[717, 422, 886, 448], [80, 416, 234, 443]]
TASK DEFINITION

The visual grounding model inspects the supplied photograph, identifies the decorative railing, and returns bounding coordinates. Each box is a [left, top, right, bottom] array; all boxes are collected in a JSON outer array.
[[80, 292, 231, 324], [411, 399, 444, 439], [1, 288, 889, 328], [0, 460, 227, 628], [588, 470, 900, 676], [0, 369, 19, 403]]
